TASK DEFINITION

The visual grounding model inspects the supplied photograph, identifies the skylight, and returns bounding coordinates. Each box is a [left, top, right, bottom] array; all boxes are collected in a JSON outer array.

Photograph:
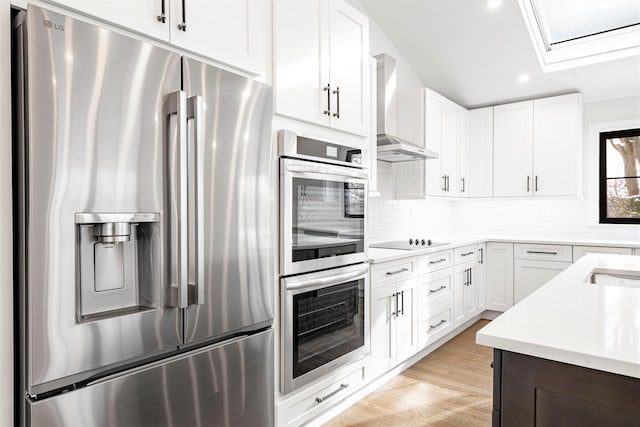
[[518, 0, 640, 72], [532, 0, 640, 47]]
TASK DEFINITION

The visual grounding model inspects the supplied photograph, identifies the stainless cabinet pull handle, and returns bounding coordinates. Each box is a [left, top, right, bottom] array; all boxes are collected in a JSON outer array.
[[157, 0, 166, 22], [323, 84, 331, 116], [386, 267, 408, 276], [535, 175, 539, 192], [400, 290, 405, 315], [479, 248, 484, 264], [429, 319, 447, 330], [429, 258, 447, 265], [468, 268, 472, 286], [429, 285, 447, 294], [445, 175, 450, 192], [527, 175, 530, 192], [333, 86, 340, 118], [315, 383, 349, 404], [177, 0, 187, 31], [526, 250, 558, 255], [461, 251, 474, 257], [461, 177, 465, 193], [442, 175, 446, 191]]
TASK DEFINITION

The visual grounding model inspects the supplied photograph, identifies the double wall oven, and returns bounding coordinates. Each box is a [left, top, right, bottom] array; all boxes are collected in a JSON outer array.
[[279, 130, 369, 394]]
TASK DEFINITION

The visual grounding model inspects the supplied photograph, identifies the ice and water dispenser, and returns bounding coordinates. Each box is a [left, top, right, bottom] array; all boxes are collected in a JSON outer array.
[[75, 213, 160, 321]]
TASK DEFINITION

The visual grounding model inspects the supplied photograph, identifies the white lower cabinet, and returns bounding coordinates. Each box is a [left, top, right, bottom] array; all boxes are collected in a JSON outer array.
[[514, 259, 571, 303], [453, 261, 480, 327], [485, 242, 514, 312], [276, 361, 367, 426], [513, 243, 572, 304], [370, 263, 418, 378]]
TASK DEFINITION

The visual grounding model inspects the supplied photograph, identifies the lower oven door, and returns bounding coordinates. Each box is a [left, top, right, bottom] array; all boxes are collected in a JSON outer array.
[[281, 263, 369, 394], [280, 158, 368, 276]]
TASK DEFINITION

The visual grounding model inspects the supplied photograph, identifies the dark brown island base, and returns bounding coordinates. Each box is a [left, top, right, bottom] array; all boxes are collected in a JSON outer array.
[[492, 349, 640, 427]]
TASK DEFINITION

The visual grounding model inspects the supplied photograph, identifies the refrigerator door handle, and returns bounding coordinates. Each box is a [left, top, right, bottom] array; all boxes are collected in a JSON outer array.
[[187, 95, 205, 306], [166, 90, 189, 308]]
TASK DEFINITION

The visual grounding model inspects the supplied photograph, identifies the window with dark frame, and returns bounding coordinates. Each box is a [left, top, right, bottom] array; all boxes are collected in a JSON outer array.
[[599, 128, 640, 224]]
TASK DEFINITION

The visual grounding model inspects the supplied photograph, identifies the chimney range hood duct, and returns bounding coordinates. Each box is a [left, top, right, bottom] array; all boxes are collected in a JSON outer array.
[[375, 53, 439, 162]]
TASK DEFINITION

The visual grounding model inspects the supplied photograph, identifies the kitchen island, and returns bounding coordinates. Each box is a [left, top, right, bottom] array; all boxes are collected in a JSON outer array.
[[476, 253, 640, 426]]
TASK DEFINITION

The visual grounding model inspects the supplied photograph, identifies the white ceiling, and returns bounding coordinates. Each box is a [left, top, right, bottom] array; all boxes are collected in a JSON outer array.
[[359, 0, 640, 108]]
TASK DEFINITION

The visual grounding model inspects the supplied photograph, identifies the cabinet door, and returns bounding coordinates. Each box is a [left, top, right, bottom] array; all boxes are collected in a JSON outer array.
[[533, 94, 581, 196], [453, 263, 467, 326], [395, 280, 418, 362], [328, 0, 369, 136], [370, 283, 397, 377], [456, 107, 469, 197], [514, 259, 571, 304], [441, 101, 458, 197], [493, 101, 533, 197], [169, 0, 267, 75], [486, 242, 514, 312], [424, 90, 444, 196], [44, 0, 170, 41], [367, 56, 378, 194], [476, 243, 487, 312], [274, 0, 330, 127], [467, 107, 494, 197]]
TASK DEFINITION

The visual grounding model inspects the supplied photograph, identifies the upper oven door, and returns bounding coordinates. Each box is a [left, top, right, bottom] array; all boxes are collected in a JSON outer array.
[[280, 158, 368, 276]]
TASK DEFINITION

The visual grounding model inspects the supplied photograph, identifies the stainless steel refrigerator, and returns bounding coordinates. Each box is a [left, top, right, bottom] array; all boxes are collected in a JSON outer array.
[[13, 5, 274, 426]]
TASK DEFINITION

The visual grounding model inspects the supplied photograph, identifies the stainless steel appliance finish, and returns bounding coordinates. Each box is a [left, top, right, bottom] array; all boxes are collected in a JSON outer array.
[[370, 239, 450, 250], [281, 264, 368, 394], [375, 53, 438, 162], [279, 131, 368, 276], [181, 57, 273, 345], [28, 330, 274, 427], [15, 5, 274, 426]]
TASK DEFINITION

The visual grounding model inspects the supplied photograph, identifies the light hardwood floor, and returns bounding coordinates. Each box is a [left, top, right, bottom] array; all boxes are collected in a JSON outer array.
[[323, 320, 493, 427]]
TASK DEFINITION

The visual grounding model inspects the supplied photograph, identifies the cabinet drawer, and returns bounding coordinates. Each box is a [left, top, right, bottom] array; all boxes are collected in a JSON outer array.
[[371, 258, 416, 288], [454, 245, 477, 264], [418, 250, 452, 274], [514, 243, 572, 262], [418, 268, 453, 312], [572, 245, 634, 262], [280, 364, 366, 427], [418, 301, 453, 349]]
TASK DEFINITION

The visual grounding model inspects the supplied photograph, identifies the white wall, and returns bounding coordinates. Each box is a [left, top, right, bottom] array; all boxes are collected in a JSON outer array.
[[1, 0, 14, 425], [452, 95, 640, 242]]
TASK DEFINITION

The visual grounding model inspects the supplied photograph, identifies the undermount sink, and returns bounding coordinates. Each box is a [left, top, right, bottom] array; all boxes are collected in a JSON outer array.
[[586, 268, 640, 288]]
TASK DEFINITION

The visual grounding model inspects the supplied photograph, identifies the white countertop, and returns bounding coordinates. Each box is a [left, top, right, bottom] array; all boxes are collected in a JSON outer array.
[[476, 253, 640, 378], [368, 234, 640, 264]]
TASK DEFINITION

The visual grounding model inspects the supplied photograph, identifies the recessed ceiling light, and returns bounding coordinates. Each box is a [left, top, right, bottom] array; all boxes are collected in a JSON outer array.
[[486, 0, 502, 9], [518, 74, 531, 83]]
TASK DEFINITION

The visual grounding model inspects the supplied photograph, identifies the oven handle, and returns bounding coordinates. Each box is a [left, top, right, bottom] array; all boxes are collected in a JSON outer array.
[[286, 265, 369, 292], [286, 163, 368, 180]]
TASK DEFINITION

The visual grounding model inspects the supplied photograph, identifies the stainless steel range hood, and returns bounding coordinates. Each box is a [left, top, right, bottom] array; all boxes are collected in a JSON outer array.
[[375, 53, 438, 162]]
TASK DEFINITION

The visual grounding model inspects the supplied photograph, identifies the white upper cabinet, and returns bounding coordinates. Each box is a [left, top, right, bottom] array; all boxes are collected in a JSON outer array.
[[466, 107, 494, 197], [44, 0, 267, 75], [168, 0, 267, 76], [43, 0, 170, 41], [274, 0, 369, 136], [493, 100, 534, 197], [424, 89, 445, 197], [396, 89, 424, 147], [494, 94, 582, 198], [533, 94, 582, 196]]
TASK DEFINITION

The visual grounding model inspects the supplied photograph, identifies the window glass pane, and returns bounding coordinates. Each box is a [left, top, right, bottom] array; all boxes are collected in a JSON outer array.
[[601, 130, 640, 222], [532, 0, 640, 45]]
